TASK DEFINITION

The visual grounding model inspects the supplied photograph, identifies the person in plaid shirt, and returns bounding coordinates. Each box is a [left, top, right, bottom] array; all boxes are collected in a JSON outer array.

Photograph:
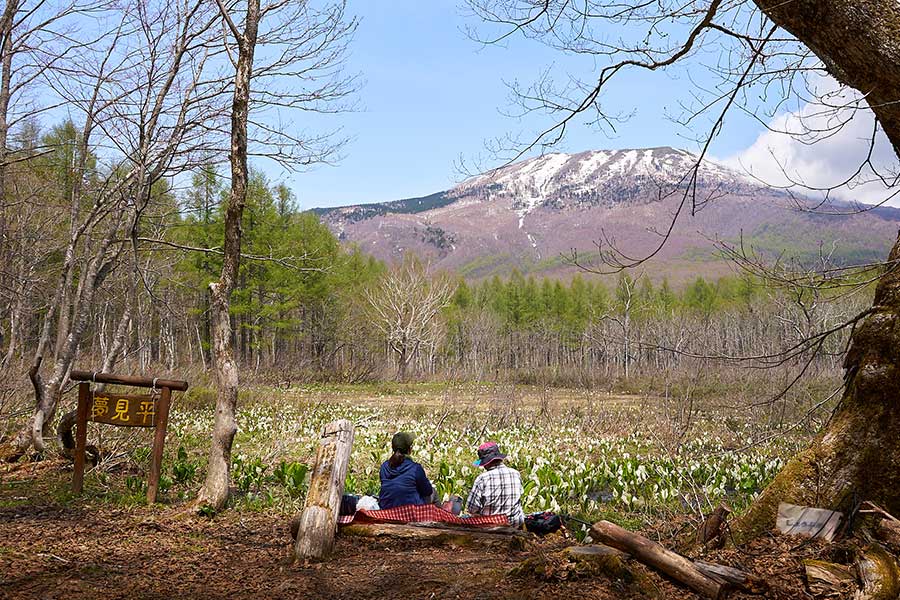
[[466, 441, 525, 526]]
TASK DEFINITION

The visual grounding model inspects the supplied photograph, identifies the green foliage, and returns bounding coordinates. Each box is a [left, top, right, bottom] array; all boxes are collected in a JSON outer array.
[[231, 454, 269, 494], [169, 164, 384, 368], [271, 460, 309, 498], [125, 475, 146, 496], [171, 447, 199, 484], [451, 270, 779, 335]]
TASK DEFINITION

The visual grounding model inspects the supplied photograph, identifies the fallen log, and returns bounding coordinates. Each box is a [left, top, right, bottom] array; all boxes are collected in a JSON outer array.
[[341, 522, 530, 549], [693, 560, 746, 587], [591, 520, 722, 599]]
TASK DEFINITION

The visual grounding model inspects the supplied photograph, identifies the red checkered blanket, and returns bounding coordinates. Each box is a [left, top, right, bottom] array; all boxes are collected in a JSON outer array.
[[338, 504, 509, 527]]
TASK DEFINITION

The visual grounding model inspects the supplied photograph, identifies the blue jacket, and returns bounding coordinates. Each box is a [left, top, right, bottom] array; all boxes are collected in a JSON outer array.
[[379, 457, 433, 509]]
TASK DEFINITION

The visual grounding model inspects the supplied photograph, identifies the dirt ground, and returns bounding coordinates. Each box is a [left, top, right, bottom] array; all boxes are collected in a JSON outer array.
[[1, 460, 833, 600]]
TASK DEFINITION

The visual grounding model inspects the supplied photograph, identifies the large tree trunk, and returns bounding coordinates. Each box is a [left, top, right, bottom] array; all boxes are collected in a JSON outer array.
[[735, 232, 900, 540], [733, 0, 900, 541], [196, 0, 259, 511]]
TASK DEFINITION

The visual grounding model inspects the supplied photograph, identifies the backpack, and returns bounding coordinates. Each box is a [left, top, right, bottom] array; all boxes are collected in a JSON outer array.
[[339, 494, 359, 516], [525, 511, 562, 535]]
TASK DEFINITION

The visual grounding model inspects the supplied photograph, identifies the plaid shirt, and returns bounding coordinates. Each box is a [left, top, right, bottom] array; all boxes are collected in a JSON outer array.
[[466, 463, 524, 526]]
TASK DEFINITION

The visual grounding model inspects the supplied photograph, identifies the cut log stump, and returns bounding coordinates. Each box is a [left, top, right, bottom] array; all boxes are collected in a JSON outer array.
[[293, 419, 354, 561], [804, 560, 855, 598], [855, 544, 900, 600]]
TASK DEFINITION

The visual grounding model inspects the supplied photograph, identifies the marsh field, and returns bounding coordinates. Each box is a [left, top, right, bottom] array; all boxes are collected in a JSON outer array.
[[1, 378, 838, 599]]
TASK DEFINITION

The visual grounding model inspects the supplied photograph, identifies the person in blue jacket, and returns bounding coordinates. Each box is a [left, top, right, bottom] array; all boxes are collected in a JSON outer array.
[[378, 431, 434, 509]]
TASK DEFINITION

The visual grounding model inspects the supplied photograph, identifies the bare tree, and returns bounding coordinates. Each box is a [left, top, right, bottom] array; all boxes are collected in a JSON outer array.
[[466, 0, 900, 535], [365, 255, 458, 381], [196, 0, 357, 510], [0, 0, 93, 372], [12, 0, 225, 454]]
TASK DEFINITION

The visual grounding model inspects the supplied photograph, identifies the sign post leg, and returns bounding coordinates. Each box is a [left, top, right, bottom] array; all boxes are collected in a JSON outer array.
[[72, 383, 90, 493], [146, 386, 172, 504]]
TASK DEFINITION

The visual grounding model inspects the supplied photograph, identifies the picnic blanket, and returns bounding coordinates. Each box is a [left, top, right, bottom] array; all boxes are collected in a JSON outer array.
[[338, 503, 509, 527]]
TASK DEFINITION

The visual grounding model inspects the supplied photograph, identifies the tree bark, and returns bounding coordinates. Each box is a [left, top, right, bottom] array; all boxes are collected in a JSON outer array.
[[196, 0, 259, 511], [735, 232, 900, 540], [734, 1, 900, 541]]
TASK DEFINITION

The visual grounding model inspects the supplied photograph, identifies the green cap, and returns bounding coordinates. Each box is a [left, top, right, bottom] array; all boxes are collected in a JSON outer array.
[[391, 431, 414, 454]]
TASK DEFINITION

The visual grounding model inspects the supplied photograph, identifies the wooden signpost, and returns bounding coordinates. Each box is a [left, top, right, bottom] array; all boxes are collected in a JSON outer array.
[[70, 370, 188, 503]]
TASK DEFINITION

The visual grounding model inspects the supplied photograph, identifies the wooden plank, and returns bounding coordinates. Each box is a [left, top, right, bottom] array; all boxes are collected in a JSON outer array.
[[89, 393, 158, 428], [591, 520, 722, 599], [70, 370, 189, 392], [71, 383, 90, 494], [776, 502, 842, 541], [294, 419, 355, 561], [146, 386, 172, 504]]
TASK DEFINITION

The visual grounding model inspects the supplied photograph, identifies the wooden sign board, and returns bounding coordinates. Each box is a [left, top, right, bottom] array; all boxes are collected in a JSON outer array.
[[70, 371, 188, 504], [776, 502, 843, 541], [89, 393, 158, 428]]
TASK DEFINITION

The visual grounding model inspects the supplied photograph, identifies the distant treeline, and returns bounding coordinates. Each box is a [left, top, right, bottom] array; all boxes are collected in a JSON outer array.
[[0, 140, 866, 386]]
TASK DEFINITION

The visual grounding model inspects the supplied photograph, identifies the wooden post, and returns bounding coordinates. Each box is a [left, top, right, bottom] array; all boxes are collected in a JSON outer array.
[[146, 386, 172, 504], [294, 419, 355, 561], [71, 382, 90, 493], [591, 520, 722, 599]]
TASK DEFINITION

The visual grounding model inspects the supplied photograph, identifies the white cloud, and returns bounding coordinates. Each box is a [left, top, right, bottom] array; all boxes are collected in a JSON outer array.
[[724, 80, 900, 207]]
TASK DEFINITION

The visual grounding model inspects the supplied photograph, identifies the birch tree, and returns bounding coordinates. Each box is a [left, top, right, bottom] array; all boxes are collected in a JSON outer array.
[[13, 0, 225, 453]]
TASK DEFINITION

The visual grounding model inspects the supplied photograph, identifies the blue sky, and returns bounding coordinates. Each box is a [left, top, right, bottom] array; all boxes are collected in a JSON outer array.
[[278, 0, 767, 210], [265, 1, 897, 209]]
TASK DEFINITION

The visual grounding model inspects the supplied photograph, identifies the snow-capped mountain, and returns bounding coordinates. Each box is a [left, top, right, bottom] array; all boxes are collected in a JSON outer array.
[[453, 147, 752, 229], [316, 147, 900, 281]]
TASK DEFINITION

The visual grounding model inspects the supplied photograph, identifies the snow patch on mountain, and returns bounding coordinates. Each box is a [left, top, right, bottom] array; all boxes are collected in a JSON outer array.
[[457, 147, 752, 207]]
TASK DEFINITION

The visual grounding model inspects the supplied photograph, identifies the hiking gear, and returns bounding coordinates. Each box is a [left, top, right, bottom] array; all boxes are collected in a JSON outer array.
[[466, 463, 525, 526], [525, 511, 563, 536], [473, 441, 507, 467], [339, 494, 359, 516], [379, 456, 434, 509], [436, 494, 463, 515]]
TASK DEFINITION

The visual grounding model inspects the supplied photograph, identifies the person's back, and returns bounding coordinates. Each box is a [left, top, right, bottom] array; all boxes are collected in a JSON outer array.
[[378, 432, 434, 510], [467, 463, 525, 525]]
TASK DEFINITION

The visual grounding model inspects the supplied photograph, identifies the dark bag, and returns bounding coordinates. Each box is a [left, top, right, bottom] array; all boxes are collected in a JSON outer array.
[[524, 511, 562, 536], [339, 494, 359, 516]]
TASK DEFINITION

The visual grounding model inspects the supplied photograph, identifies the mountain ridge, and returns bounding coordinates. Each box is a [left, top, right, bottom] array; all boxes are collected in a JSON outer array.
[[315, 147, 900, 282]]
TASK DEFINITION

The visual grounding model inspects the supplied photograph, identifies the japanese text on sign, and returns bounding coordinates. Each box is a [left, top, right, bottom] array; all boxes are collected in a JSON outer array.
[[89, 393, 157, 428]]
